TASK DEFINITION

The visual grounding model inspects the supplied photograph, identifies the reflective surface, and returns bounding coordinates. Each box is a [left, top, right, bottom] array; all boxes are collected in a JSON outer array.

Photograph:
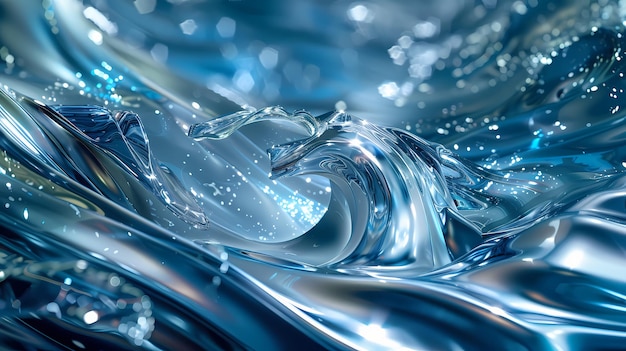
[[1, 0, 626, 350]]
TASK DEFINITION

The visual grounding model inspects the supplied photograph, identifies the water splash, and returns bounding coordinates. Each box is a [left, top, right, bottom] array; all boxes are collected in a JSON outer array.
[[53, 104, 209, 227], [191, 106, 483, 272], [2, 0, 626, 350]]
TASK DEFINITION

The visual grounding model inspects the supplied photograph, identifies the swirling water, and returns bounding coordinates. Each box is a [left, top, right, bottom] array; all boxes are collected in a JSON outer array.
[[1, 0, 626, 350]]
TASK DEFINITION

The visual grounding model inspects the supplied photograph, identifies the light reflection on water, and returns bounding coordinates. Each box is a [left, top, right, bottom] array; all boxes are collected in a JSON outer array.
[[1, 0, 626, 350]]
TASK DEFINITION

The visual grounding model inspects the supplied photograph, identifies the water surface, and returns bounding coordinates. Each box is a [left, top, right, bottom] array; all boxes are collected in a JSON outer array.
[[1, 0, 626, 350]]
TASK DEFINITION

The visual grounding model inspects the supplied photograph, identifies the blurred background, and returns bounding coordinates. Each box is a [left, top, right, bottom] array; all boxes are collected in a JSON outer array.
[[2, 0, 621, 142], [85, 1, 626, 131]]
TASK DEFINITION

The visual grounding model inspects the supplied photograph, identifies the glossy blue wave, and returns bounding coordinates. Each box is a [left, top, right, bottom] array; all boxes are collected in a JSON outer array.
[[1, 0, 626, 350]]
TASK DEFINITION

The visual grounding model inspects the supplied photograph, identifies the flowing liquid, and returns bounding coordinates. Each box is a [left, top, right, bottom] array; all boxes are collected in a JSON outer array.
[[0, 0, 626, 350]]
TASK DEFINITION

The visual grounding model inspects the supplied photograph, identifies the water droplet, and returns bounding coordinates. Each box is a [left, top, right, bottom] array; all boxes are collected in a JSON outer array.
[[83, 310, 99, 325]]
